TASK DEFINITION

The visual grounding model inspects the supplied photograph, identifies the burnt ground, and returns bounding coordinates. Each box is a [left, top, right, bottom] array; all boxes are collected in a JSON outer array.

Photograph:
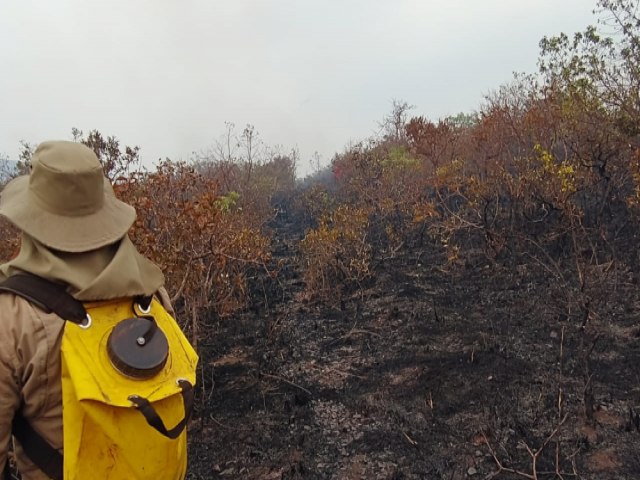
[[186, 217, 640, 480]]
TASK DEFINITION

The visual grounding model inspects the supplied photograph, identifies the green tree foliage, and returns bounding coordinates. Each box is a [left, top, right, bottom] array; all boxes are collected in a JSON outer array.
[[539, 0, 640, 136]]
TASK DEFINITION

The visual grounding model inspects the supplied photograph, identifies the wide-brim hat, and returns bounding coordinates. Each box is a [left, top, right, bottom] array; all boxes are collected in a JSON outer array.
[[0, 140, 136, 252]]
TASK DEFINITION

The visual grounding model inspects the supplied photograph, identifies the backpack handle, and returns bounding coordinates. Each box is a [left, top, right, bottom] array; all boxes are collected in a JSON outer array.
[[128, 379, 194, 439]]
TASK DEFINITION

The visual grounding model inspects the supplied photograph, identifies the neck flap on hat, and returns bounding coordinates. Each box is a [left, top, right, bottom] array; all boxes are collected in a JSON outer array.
[[0, 234, 165, 301]]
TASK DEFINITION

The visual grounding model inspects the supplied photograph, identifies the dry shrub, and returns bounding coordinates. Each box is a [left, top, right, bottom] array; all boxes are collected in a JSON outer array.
[[291, 183, 337, 230], [115, 160, 272, 335], [299, 204, 371, 300], [0, 217, 20, 263], [330, 142, 440, 253]]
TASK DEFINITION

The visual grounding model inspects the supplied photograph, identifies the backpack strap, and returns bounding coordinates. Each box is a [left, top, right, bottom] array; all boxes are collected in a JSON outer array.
[[128, 379, 194, 439], [0, 274, 87, 324], [0, 273, 81, 480], [11, 413, 62, 480]]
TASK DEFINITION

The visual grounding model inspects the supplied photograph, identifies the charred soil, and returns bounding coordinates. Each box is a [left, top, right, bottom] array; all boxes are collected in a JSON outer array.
[[187, 216, 640, 480]]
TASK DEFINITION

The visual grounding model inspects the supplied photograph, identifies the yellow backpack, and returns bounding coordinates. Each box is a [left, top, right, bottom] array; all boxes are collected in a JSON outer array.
[[1, 274, 199, 480]]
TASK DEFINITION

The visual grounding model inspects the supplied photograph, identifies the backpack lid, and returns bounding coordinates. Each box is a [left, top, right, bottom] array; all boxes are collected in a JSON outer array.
[[107, 316, 169, 379]]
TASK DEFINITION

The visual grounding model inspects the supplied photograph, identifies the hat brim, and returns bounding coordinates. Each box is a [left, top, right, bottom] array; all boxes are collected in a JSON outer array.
[[0, 175, 136, 252]]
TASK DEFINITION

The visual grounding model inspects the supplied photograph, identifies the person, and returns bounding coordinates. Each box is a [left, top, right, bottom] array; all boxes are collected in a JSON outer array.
[[0, 140, 176, 479]]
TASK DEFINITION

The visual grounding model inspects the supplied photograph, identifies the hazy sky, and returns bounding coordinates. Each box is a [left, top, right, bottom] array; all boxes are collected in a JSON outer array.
[[1, 0, 596, 176]]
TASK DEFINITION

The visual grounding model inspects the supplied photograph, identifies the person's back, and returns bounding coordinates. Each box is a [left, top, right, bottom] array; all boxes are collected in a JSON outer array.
[[0, 141, 195, 479], [0, 291, 65, 479]]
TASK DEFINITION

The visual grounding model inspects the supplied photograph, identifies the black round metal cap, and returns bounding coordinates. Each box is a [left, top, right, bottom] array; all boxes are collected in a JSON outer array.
[[107, 317, 169, 379]]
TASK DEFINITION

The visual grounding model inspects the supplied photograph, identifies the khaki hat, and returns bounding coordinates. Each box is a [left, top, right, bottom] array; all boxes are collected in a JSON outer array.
[[0, 140, 136, 252]]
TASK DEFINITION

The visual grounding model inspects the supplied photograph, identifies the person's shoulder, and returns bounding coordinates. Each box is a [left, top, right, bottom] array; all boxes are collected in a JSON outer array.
[[0, 293, 33, 349], [0, 290, 32, 312], [0, 292, 65, 360], [0, 292, 55, 332]]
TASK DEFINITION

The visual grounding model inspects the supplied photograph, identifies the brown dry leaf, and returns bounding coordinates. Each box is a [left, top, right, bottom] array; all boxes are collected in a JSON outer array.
[[211, 347, 250, 367], [388, 366, 422, 386], [246, 467, 284, 480], [587, 448, 621, 472], [471, 433, 487, 447], [578, 424, 599, 443], [594, 409, 624, 428]]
